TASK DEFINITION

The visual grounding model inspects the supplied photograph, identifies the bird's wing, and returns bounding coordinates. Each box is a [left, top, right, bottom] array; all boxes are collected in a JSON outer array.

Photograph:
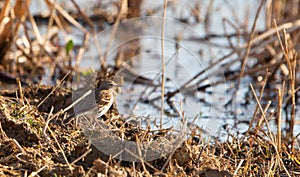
[[96, 89, 114, 117], [62, 89, 97, 124]]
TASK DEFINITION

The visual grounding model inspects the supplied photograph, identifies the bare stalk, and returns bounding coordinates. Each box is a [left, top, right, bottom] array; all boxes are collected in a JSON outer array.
[[277, 85, 283, 154], [160, 0, 168, 129], [235, 0, 264, 96], [274, 20, 297, 150]]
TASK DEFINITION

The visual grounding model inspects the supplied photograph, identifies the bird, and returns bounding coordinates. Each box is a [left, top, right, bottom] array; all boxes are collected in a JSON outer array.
[[62, 80, 120, 125]]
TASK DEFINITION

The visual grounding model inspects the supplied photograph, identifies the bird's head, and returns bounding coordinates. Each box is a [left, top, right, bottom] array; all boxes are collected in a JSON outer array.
[[99, 80, 120, 90]]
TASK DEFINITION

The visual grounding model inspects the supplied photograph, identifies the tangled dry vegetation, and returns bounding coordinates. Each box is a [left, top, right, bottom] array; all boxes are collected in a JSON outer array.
[[0, 0, 300, 176]]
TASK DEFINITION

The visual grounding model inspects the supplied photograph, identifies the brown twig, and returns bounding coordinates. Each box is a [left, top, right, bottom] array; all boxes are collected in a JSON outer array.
[[235, 0, 264, 99], [274, 20, 297, 150], [159, 0, 168, 130]]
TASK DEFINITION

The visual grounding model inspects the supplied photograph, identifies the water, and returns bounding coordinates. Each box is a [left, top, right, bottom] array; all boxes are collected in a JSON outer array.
[[28, 0, 299, 138]]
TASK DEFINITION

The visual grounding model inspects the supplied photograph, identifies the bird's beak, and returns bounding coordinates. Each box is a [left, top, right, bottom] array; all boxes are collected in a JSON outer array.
[[114, 83, 123, 87]]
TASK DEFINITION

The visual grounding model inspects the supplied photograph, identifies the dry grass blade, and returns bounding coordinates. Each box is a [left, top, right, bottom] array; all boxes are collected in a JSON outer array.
[[277, 82, 284, 155], [0, 0, 11, 46], [256, 100, 272, 131], [12, 139, 26, 154], [235, 0, 264, 95], [44, 0, 87, 33], [43, 106, 54, 141], [0, 0, 30, 59], [1, 1, 300, 176], [28, 165, 47, 177], [274, 20, 297, 149], [25, 1, 45, 46], [47, 124, 72, 171], [245, 71, 269, 135], [250, 83, 291, 176], [74, 33, 90, 72], [101, 0, 127, 67], [13, 0, 31, 24], [70, 0, 95, 32], [250, 83, 274, 144], [71, 149, 92, 165], [160, 0, 168, 129]]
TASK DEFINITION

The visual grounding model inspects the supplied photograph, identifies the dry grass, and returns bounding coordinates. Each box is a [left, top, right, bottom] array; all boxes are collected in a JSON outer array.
[[0, 0, 300, 176]]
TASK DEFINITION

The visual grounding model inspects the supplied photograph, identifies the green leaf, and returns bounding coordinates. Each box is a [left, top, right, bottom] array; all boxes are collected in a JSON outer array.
[[27, 118, 33, 125], [66, 39, 74, 55]]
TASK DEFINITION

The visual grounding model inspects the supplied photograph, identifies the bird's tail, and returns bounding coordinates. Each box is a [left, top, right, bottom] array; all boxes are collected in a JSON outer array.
[[62, 113, 76, 125]]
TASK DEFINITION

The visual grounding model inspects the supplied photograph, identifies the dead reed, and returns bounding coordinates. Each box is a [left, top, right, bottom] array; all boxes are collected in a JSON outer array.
[[0, 0, 299, 176]]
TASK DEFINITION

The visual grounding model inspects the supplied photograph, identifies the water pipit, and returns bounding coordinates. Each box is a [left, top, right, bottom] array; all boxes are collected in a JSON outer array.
[[63, 80, 120, 125]]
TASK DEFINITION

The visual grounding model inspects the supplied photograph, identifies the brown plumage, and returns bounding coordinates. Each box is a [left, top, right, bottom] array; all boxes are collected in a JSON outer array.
[[62, 80, 119, 124]]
